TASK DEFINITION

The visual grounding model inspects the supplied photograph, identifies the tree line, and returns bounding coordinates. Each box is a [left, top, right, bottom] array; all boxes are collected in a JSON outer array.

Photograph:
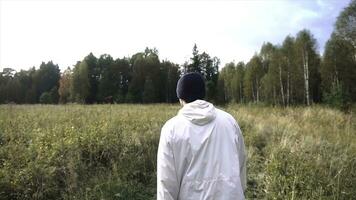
[[219, 29, 355, 107], [219, 1, 356, 107], [0, 0, 355, 107], [0, 46, 220, 104]]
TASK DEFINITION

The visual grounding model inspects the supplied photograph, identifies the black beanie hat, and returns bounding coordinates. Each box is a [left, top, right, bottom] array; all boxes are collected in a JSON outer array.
[[176, 72, 205, 103]]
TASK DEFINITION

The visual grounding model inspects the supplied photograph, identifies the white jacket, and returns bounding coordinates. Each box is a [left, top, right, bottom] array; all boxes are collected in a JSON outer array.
[[157, 100, 246, 200]]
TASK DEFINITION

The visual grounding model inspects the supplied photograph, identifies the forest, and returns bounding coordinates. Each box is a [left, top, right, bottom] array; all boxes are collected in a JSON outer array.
[[0, 1, 355, 108]]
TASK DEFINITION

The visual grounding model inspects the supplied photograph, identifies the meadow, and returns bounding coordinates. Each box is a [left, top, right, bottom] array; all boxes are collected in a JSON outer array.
[[0, 104, 355, 200]]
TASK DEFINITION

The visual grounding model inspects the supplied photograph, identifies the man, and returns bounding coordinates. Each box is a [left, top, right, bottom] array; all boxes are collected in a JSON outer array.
[[157, 72, 247, 200]]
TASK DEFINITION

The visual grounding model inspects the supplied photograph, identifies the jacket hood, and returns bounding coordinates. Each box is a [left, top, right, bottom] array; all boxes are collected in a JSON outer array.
[[178, 100, 216, 125]]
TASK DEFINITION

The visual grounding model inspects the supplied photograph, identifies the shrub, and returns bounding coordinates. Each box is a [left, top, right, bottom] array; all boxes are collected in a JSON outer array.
[[39, 92, 52, 104]]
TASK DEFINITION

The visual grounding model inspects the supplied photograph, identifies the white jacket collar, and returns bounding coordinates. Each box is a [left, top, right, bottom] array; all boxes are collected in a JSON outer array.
[[178, 100, 216, 125]]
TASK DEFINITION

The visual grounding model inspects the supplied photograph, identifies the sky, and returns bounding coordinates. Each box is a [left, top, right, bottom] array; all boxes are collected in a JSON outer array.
[[0, 0, 351, 72]]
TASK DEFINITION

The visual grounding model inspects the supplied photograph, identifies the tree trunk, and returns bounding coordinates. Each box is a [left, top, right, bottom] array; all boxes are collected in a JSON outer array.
[[287, 60, 290, 106], [239, 83, 243, 103], [334, 55, 339, 87], [252, 81, 256, 103], [302, 49, 310, 106], [306, 52, 310, 105], [279, 63, 285, 106], [273, 86, 276, 105], [255, 78, 259, 103], [353, 42, 356, 62]]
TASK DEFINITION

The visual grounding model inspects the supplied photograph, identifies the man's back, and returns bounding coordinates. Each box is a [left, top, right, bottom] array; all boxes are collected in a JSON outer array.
[[157, 100, 246, 200]]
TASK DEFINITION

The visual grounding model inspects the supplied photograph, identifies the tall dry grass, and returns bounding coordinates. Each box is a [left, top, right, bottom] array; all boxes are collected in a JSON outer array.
[[0, 104, 355, 199]]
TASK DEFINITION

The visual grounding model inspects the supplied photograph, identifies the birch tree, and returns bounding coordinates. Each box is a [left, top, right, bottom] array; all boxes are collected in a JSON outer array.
[[296, 30, 320, 105], [244, 55, 264, 103], [281, 36, 297, 106]]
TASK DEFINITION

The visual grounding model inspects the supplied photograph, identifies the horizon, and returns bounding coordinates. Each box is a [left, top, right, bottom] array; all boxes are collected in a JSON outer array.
[[0, 0, 351, 72]]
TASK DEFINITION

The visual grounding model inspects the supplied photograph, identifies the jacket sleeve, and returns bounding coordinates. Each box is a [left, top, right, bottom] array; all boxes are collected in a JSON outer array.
[[236, 123, 247, 191], [157, 124, 179, 200]]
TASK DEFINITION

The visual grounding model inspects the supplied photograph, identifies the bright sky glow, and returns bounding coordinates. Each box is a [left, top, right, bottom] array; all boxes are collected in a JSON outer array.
[[0, 0, 351, 71]]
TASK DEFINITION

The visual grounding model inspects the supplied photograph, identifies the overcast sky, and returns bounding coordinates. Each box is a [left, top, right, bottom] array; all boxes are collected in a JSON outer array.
[[0, 0, 351, 72]]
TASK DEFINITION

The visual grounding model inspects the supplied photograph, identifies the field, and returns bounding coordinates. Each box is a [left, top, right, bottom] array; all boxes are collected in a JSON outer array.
[[0, 104, 355, 200]]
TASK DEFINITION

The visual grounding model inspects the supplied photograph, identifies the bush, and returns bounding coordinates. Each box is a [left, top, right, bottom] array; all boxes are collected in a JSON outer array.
[[39, 92, 52, 104], [323, 83, 350, 111]]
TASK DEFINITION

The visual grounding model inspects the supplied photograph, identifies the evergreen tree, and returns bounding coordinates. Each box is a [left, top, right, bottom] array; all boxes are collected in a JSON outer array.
[[97, 54, 115, 102], [322, 33, 356, 103], [33, 61, 60, 103], [185, 44, 220, 102], [84, 53, 99, 103]]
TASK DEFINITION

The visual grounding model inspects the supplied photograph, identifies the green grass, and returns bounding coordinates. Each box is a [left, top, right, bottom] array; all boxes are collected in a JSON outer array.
[[0, 104, 355, 199]]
